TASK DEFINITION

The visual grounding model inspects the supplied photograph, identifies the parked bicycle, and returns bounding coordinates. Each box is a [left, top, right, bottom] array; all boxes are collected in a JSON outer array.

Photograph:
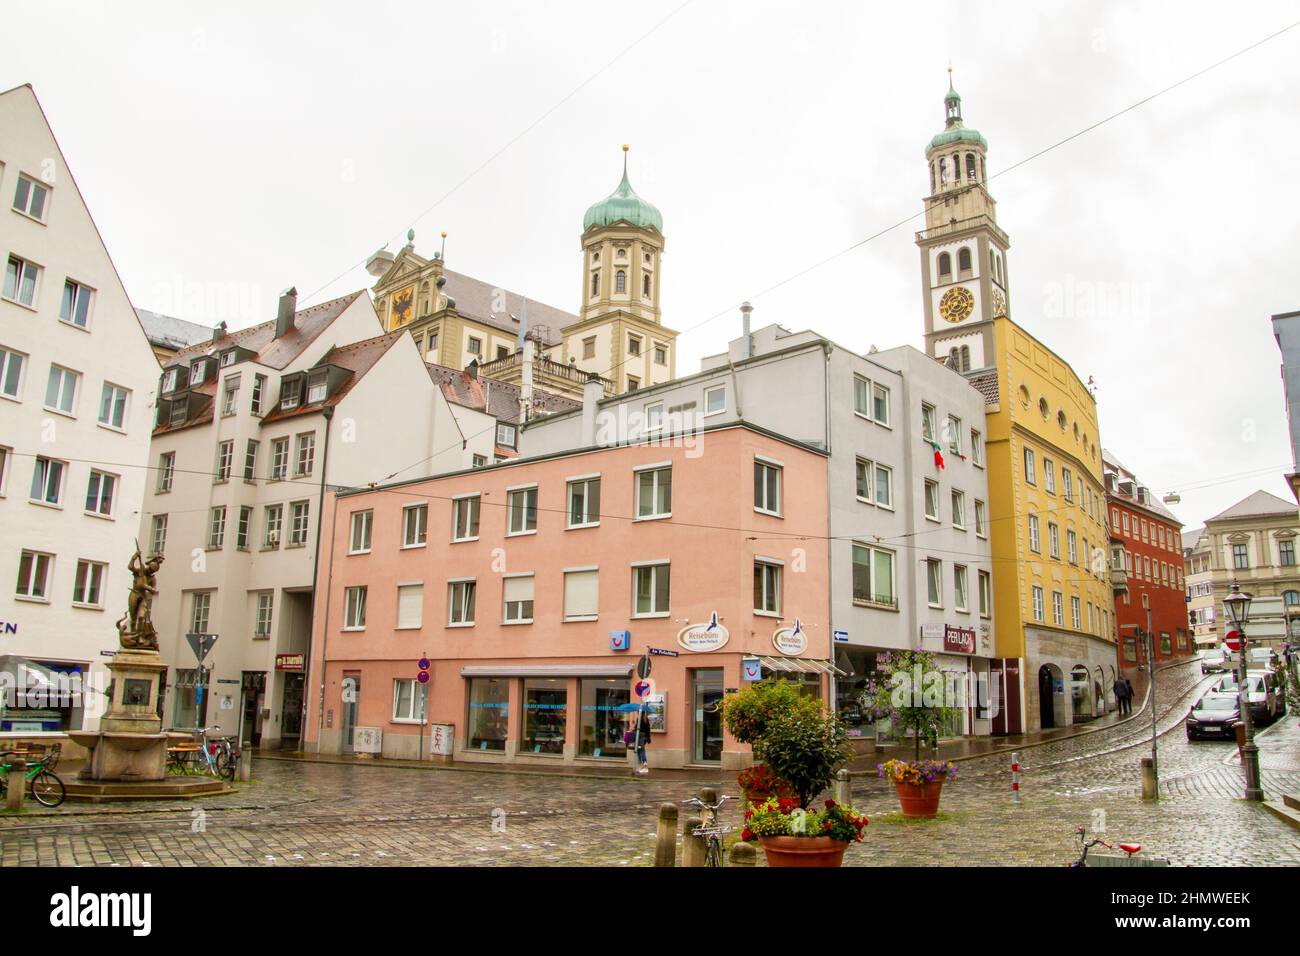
[[167, 728, 238, 781], [682, 793, 737, 867], [0, 743, 66, 808], [1068, 825, 1143, 867]]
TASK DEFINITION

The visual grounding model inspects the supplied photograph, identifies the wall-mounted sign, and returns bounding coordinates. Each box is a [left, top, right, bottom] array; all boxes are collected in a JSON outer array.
[[275, 653, 305, 672], [635, 679, 653, 698], [647, 647, 679, 657], [944, 625, 976, 656], [920, 623, 945, 641], [676, 611, 729, 652], [609, 630, 631, 652], [772, 618, 808, 655], [833, 629, 849, 643], [644, 693, 667, 733], [741, 657, 763, 682]]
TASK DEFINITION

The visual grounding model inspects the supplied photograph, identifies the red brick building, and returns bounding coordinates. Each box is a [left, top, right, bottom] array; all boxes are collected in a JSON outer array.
[[1104, 450, 1192, 673]]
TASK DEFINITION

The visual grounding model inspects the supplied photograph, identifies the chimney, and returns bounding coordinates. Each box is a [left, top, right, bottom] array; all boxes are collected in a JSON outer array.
[[740, 301, 753, 360], [275, 286, 298, 338], [465, 359, 478, 380], [212, 320, 227, 343], [581, 374, 604, 447]]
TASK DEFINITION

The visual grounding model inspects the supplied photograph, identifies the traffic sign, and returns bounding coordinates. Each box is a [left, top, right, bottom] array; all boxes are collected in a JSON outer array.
[[634, 679, 652, 698], [186, 632, 218, 663], [417, 671, 430, 684], [833, 629, 849, 643], [418, 658, 430, 670], [1225, 630, 1243, 652], [647, 647, 678, 657], [636, 655, 652, 679]]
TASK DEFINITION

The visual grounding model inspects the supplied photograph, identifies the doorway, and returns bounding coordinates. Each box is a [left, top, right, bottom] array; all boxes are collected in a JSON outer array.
[[240, 671, 266, 748], [691, 669, 724, 764], [342, 671, 361, 752], [280, 673, 304, 749], [1038, 665, 1056, 730]]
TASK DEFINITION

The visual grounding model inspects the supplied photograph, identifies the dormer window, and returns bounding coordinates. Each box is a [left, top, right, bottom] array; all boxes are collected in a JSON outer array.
[[496, 423, 517, 448], [220, 351, 236, 368], [306, 372, 327, 404], [162, 368, 178, 393], [169, 400, 187, 425], [280, 380, 301, 411], [189, 362, 206, 386]]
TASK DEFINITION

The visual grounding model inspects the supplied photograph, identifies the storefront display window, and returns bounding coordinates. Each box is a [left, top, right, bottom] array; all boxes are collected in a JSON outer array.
[[578, 678, 628, 758], [467, 678, 509, 751], [521, 678, 567, 755]]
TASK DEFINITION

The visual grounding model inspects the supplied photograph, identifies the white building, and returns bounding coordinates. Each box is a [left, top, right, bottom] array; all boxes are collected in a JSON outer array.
[[142, 288, 578, 748], [0, 84, 162, 736], [521, 318, 996, 739]]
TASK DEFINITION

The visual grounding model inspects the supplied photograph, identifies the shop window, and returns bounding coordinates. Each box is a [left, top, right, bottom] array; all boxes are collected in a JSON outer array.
[[579, 678, 629, 758], [467, 678, 508, 751], [521, 678, 567, 755]]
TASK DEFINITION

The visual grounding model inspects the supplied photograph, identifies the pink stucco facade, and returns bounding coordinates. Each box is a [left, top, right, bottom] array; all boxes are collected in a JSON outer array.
[[302, 424, 829, 770]]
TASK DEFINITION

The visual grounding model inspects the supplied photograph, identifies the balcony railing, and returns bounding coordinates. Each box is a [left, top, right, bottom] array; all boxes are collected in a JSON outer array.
[[477, 351, 614, 394], [916, 214, 1010, 247]]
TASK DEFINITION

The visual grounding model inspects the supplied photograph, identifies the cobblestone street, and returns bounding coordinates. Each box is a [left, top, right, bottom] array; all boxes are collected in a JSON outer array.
[[2, 662, 1297, 867]]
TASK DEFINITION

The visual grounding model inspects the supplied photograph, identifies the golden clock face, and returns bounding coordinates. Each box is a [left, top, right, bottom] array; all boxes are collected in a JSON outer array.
[[939, 286, 975, 324]]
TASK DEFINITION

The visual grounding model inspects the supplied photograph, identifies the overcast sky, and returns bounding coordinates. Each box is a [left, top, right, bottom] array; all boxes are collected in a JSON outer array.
[[9, 1, 1299, 531]]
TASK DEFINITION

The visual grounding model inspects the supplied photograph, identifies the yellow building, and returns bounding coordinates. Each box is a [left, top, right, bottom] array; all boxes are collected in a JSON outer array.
[[916, 76, 1116, 733], [365, 146, 676, 403]]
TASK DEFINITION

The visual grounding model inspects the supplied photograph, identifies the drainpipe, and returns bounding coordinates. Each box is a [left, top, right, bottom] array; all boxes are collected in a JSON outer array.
[[823, 341, 835, 707], [304, 404, 334, 753]]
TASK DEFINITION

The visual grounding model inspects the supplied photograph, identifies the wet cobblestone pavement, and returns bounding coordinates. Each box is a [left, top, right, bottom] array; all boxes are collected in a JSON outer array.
[[2, 661, 1297, 866]]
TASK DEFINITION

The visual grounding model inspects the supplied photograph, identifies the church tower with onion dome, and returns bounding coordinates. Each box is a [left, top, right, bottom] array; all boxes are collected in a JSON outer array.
[[562, 145, 677, 393], [917, 70, 1010, 375]]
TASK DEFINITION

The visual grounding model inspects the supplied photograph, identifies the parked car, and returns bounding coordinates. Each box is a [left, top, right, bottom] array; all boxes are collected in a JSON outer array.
[[1212, 671, 1284, 722], [1198, 649, 1228, 675], [1186, 692, 1241, 740]]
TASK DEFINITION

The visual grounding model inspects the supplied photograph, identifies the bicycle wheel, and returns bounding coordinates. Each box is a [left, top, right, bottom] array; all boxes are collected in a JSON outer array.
[[30, 770, 65, 808], [215, 749, 235, 781]]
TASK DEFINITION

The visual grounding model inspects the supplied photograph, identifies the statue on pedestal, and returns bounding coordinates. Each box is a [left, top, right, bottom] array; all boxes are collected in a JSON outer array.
[[117, 547, 163, 652]]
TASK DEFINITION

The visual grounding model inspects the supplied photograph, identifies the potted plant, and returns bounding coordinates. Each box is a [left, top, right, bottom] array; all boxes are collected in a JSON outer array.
[[742, 796, 868, 867], [722, 680, 819, 795], [865, 650, 959, 817]]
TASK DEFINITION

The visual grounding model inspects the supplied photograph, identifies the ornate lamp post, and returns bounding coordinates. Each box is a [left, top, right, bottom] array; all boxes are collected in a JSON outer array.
[[1223, 584, 1263, 801]]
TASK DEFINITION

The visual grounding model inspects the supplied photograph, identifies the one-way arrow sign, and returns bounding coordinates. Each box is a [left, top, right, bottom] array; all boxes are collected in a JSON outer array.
[[186, 632, 218, 663]]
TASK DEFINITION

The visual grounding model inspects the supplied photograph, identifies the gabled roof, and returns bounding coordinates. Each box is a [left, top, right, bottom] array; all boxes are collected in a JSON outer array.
[[260, 330, 408, 425], [426, 364, 580, 423], [164, 291, 367, 371], [135, 309, 215, 352], [1207, 489, 1298, 523]]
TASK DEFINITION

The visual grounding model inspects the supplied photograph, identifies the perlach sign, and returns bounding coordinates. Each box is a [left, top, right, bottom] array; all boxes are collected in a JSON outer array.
[[943, 625, 976, 656]]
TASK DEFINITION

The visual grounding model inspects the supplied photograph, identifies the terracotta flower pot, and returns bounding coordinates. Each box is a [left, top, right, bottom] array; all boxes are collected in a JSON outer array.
[[894, 780, 944, 818], [757, 835, 850, 868]]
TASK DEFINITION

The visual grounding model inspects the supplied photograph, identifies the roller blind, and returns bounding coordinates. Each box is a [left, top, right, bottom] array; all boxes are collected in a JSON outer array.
[[564, 570, 598, 619], [397, 584, 423, 629], [504, 575, 534, 603]]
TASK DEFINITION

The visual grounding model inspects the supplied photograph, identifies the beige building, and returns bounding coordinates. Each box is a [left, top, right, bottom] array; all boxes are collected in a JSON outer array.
[[366, 147, 676, 403], [1183, 490, 1300, 646]]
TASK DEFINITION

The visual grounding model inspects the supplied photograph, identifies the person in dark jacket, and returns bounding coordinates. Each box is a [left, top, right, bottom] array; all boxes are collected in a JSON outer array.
[[633, 707, 652, 775], [1112, 677, 1129, 716], [1124, 678, 1135, 713]]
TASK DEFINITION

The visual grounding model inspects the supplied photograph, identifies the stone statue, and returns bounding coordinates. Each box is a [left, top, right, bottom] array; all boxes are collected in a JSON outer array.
[[117, 547, 164, 652]]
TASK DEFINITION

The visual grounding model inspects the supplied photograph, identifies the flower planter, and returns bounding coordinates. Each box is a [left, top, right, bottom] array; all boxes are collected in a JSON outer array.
[[894, 780, 944, 818], [758, 835, 850, 868]]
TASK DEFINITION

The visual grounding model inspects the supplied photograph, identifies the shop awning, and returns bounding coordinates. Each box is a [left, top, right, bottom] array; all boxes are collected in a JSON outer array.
[[459, 664, 634, 678], [756, 655, 849, 677]]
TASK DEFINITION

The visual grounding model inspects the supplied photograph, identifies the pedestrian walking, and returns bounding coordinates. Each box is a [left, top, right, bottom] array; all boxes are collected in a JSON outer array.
[[1112, 676, 1128, 716], [630, 705, 652, 775], [1124, 678, 1136, 715]]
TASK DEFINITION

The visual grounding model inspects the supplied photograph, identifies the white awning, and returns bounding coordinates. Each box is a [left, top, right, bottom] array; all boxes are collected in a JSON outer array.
[[459, 664, 634, 678], [756, 655, 849, 677]]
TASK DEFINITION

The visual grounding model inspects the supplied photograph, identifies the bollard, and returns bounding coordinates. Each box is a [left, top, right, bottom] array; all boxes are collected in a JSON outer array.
[[729, 841, 757, 866], [1140, 757, 1156, 800], [5, 759, 26, 812], [1010, 752, 1020, 804], [834, 768, 852, 806], [681, 816, 706, 867], [699, 785, 718, 806], [238, 750, 252, 783], [653, 802, 678, 867]]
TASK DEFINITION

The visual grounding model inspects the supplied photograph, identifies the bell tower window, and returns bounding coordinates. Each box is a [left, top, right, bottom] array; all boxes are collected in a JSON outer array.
[[937, 252, 951, 281], [643, 273, 651, 296], [957, 247, 971, 274], [966, 153, 977, 182], [615, 270, 626, 294], [953, 153, 961, 180], [591, 271, 600, 296], [939, 158, 948, 186]]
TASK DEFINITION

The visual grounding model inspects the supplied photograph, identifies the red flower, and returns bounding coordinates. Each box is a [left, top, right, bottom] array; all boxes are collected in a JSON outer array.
[[744, 809, 754, 820], [824, 799, 836, 809], [741, 827, 755, 842]]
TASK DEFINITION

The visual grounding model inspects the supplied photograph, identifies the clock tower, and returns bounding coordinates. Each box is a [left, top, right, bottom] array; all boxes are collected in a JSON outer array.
[[917, 71, 1010, 374]]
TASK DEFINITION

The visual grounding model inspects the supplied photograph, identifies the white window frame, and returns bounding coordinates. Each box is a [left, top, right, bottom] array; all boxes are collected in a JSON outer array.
[[632, 562, 670, 618], [15, 550, 52, 601], [1031, 585, 1045, 623], [71, 559, 106, 608], [343, 586, 368, 630], [974, 499, 987, 538], [403, 503, 429, 548], [926, 558, 943, 608], [255, 592, 274, 638], [98, 382, 129, 430], [951, 489, 966, 530], [924, 479, 940, 522], [30, 455, 64, 506], [753, 559, 782, 616], [448, 579, 477, 626], [635, 464, 672, 520], [0, 346, 24, 400], [507, 485, 538, 536], [1028, 514, 1041, 553], [563, 567, 600, 622], [349, 510, 373, 554], [44, 364, 79, 416], [208, 506, 226, 549], [502, 573, 536, 625], [953, 565, 969, 612], [84, 469, 116, 517], [452, 495, 480, 542], [703, 384, 726, 417], [3, 254, 41, 308], [567, 476, 601, 529], [289, 500, 310, 547], [754, 458, 782, 517]]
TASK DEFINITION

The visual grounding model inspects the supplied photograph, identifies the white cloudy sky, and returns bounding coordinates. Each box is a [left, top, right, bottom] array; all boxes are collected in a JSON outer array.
[[8, 1, 1299, 530]]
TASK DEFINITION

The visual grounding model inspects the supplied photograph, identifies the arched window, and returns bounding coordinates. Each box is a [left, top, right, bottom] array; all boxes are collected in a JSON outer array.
[[642, 273, 651, 296], [966, 153, 977, 181], [937, 252, 951, 279], [939, 158, 948, 185], [953, 152, 961, 180], [615, 270, 626, 294], [930, 163, 936, 193], [957, 247, 972, 273], [961, 345, 970, 369], [591, 271, 599, 296], [980, 156, 986, 181]]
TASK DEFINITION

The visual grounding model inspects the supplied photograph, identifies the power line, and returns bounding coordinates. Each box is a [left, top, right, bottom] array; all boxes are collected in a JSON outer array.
[[298, 0, 696, 308]]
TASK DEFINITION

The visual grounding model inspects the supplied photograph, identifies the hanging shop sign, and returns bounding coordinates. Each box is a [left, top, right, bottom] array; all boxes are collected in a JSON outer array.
[[275, 653, 305, 672], [772, 618, 808, 656], [944, 625, 976, 656], [676, 611, 729, 653]]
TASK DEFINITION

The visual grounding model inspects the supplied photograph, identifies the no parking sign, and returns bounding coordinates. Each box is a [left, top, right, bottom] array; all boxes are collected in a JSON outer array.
[[635, 679, 654, 698]]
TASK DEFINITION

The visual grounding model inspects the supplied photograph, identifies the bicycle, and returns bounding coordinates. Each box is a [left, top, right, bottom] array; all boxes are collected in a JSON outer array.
[[682, 794, 737, 867], [168, 728, 238, 781], [0, 744, 66, 808], [1068, 825, 1143, 867]]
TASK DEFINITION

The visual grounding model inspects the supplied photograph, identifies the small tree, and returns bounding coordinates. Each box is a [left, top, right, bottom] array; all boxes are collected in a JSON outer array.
[[759, 706, 854, 809], [721, 679, 819, 763], [864, 650, 956, 762]]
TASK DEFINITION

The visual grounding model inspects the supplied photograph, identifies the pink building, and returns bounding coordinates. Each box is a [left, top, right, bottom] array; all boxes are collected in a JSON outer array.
[[303, 424, 830, 770]]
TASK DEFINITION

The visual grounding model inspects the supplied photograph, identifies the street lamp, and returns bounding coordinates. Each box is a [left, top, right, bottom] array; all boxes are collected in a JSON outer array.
[[1223, 583, 1263, 801]]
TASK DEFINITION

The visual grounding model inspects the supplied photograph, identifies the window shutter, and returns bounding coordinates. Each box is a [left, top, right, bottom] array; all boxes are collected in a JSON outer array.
[[563, 570, 598, 618], [504, 576, 535, 604], [397, 584, 423, 629]]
